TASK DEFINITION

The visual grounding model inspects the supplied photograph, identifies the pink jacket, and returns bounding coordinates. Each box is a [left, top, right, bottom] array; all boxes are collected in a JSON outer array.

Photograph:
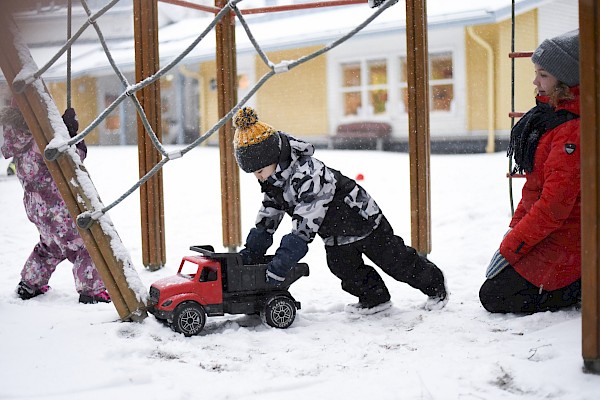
[[1, 106, 86, 246]]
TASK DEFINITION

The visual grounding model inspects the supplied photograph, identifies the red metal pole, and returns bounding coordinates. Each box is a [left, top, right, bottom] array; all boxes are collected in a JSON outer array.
[[158, 0, 367, 15]]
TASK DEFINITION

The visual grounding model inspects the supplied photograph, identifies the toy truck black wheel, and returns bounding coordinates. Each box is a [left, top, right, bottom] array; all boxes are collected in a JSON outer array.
[[261, 295, 296, 329], [172, 302, 206, 336]]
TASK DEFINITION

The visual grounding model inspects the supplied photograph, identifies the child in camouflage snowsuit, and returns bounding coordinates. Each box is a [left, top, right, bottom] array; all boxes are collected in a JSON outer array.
[[0, 103, 110, 304], [233, 107, 447, 311]]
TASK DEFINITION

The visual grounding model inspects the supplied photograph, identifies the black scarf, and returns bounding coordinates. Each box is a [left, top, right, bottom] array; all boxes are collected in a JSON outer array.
[[507, 101, 577, 174]]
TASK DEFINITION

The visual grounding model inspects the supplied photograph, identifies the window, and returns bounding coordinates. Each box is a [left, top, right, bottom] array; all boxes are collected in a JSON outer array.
[[341, 62, 361, 116], [430, 53, 454, 111], [104, 94, 120, 130], [199, 267, 217, 282], [237, 72, 253, 106], [399, 52, 454, 112], [341, 59, 388, 117], [339, 52, 453, 119], [368, 60, 388, 114]]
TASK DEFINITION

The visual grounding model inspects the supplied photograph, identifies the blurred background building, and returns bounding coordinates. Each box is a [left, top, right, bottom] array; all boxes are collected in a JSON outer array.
[[0, 0, 579, 152]]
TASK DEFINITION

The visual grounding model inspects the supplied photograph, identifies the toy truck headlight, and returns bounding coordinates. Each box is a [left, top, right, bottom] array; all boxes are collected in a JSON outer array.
[[161, 299, 173, 307]]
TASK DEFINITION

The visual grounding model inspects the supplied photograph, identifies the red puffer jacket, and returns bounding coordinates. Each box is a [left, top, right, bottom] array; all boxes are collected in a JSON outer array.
[[500, 87, 581, 291]]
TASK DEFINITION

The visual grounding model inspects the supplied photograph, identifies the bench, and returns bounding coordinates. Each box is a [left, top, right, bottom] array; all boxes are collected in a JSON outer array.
[[331, 122, 392, 150]]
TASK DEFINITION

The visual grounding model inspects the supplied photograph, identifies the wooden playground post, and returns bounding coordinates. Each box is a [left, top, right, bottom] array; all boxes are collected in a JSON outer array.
[[405, 0, 432, 254], [133, 0, 167, 271], [215, 0, 242, 251], [0, 10, 146, 321], [580, 0, 600, 374]]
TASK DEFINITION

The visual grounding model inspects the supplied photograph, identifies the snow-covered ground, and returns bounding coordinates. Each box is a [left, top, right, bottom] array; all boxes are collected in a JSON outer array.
[[0, 145, 598, 400]]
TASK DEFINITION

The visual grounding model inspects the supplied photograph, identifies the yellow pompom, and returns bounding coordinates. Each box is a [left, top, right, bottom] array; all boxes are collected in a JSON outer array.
[[233, 106, 275, 148], [234, 107, 259, 130]]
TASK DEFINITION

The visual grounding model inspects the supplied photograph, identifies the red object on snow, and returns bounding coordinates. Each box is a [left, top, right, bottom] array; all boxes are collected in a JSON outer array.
[[355, 173, 364, 181], [148, 245, 308, 336]]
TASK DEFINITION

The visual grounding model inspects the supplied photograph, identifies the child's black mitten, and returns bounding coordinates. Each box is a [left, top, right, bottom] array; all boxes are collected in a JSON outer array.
[[266, 233, 308, 285], [62, 108, 87, 155], [62, 108, 79, 137], [239, 227, 273, 265]]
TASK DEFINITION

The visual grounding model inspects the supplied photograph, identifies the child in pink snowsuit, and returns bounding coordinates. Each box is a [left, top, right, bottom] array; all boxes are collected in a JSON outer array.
[[0, 103, 110, 304]]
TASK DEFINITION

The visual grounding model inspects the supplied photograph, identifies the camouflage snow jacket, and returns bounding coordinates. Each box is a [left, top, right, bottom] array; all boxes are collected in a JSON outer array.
[[255, 133, 383, 247]]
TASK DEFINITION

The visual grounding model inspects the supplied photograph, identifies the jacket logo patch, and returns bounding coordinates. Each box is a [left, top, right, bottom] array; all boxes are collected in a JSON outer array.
[[565, 144, 576, 154]]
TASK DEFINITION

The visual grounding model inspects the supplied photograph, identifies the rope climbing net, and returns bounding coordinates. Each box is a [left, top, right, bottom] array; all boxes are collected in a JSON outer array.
[[12, 0, 398, 229]]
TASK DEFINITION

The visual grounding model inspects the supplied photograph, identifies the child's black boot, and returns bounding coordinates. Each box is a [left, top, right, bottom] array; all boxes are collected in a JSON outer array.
[[16, 281, 50, 300], [79, 290, 111, 304]]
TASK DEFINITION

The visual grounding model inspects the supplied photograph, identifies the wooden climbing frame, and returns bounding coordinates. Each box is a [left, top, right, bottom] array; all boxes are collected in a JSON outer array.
[[133, 0, 167, 271], [579, 0, 600, 374]]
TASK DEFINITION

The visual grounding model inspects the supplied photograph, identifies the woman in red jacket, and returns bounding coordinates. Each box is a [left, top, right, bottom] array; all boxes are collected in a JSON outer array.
[[479, 29, 581, 313]]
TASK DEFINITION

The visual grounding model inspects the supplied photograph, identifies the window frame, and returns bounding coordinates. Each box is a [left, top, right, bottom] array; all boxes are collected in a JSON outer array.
[[339, 58, 390, 119], [398, 51, 455, 114]]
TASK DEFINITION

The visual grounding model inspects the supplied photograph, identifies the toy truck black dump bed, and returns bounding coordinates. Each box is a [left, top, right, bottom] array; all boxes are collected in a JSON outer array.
[[190, 245, 309, 292]]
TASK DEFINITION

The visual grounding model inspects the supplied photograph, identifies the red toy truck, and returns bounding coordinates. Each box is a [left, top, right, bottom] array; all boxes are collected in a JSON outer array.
[[148, 245, 309, 336]]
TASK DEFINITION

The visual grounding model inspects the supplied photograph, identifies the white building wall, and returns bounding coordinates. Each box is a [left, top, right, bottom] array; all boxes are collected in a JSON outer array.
[[537, 0, 579, 43], [429, 27, 467, 139], [237, 53, 257, 109]]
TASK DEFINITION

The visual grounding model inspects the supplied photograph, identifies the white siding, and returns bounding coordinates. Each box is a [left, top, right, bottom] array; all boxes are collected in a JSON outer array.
[[537, 0, 579, 43], [237, 53, 257, 109]]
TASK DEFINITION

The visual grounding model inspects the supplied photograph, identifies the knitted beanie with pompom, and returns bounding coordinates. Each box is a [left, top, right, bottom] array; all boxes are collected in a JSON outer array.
[[233, 107, 281, 173]]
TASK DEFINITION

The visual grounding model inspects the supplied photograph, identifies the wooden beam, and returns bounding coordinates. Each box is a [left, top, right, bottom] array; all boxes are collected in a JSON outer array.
[[405, 0, 432, 254], [215, 0, 242, 251], [0, 10, 146, 321], [580, 0, 600, 374], [133, 0, 166, 270]]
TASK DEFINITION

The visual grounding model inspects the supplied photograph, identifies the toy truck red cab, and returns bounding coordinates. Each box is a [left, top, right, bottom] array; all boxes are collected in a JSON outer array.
[[148, 245, 309, 336], [149, 255, 223, 318]]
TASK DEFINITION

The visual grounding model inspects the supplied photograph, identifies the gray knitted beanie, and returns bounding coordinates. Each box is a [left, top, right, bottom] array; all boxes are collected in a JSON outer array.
[[531, 29, 579, 87]]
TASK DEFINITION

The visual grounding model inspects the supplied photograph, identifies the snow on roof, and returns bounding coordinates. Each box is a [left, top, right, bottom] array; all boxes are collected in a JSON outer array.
[[10, 0, 544, 80]]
